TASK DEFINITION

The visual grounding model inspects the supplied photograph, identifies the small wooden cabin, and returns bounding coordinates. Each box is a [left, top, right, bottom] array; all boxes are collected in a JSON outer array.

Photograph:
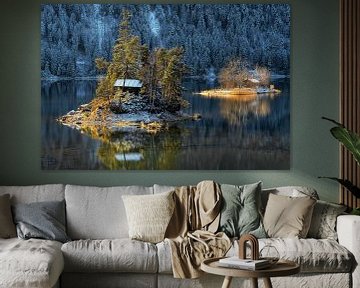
[[114, 79, 142, 94]]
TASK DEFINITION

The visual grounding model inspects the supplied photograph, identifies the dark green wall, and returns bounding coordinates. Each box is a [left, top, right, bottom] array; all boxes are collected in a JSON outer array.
[[0, 0, 340, 202]]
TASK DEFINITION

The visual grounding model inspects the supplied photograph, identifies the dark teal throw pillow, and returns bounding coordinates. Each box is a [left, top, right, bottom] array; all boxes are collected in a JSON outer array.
[[218, 182, 266, 238]]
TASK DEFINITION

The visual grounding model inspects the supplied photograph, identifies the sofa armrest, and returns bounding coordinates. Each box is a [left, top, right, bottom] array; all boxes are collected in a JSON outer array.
[[337, 215, 360, 288]]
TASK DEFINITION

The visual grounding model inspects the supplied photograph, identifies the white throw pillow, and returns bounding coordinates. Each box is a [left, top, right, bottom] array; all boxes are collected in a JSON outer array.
[[122, 191, 175, 243]]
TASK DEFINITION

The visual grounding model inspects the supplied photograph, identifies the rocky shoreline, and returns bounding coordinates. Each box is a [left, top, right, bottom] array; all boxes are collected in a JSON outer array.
[[57, 98, 201, 135]]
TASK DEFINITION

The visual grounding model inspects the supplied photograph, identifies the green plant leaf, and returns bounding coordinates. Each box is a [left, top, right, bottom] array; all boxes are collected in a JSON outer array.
[[318, 177, 360, 198], [330, 127, 360, 165], [322, 117, 360, 165], [351, 208, 360, 215]]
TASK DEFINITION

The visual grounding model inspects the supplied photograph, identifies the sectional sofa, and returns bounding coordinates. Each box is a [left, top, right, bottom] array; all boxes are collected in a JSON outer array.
[[0, 184, 359, 288]]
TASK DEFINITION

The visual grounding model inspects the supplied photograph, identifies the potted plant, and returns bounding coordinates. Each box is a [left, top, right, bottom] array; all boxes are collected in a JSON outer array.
[[320, 117, 360, 215]]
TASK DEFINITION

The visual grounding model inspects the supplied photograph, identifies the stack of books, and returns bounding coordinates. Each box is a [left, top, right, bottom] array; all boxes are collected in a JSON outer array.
[[218, 257, 271, 270]]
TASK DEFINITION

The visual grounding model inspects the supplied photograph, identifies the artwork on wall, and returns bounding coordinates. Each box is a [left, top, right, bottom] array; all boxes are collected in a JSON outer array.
[[41, 4, 290, 170]]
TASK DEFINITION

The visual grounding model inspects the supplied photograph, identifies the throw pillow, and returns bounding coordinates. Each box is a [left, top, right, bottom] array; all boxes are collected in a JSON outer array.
[[263, 193, 316, 238], [307, 200, 347, 240], [218, 182, 266, 238], [12, 200, 70, 243], [0, 194, 16, 238], [122, 191, 175, 243]]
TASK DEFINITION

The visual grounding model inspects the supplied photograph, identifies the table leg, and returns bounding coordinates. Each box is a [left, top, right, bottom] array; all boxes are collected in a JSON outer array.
[[263, 277, 273, 288], [251, 278, 258, 288], [221, 276, 233, 288]]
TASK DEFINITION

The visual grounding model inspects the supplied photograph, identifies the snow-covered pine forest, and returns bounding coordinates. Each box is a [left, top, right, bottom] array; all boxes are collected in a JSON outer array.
[[41, 4, 290, 78]]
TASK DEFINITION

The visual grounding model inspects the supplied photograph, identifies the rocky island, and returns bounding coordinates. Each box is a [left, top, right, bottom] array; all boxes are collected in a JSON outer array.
[[58, 91, 200, 137], [58, 10, 199, 140]]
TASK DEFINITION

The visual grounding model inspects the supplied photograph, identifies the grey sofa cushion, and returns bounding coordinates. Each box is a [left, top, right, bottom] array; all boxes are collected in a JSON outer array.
[[0, 184, 65, 204], [0, 238, 64, 288], [65, 185, 153, 239], [12, 200, 70, 243], [61, 239, 158, 273]]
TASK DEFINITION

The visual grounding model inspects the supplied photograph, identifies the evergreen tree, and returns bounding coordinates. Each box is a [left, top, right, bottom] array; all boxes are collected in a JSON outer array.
[[42, 4, 291, 78], [95, 10, 144, 100], [160, 47, 187, 112]]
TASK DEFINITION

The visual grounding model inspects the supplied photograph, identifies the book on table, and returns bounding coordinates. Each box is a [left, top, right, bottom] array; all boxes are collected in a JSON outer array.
[[218, 257, 271, 270]]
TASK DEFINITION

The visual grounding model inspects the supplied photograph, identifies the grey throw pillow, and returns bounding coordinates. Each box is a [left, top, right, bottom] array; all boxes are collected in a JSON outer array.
[[12, 200, 70, 243], [218, 182, 266, 238], [307, 200, 347, 240], [0, 194, 16, 238]]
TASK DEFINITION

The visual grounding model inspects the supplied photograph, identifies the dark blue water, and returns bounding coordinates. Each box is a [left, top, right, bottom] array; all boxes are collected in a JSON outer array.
[[41, 78, 290, 170]]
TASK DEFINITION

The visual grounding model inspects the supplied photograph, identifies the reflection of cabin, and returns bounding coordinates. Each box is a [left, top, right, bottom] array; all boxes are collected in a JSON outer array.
[[115, 153, 143, 162], [114, 79, 142, 94]]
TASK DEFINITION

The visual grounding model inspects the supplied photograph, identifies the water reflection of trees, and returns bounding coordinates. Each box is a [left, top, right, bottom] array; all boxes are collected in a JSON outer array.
[[96, 126, 185, 170], [219, 95, 272, 125]]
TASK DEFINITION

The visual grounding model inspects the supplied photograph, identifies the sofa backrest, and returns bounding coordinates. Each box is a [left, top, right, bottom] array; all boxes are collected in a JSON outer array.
[[153, 184, 176, 194], [0, 184, 65, 204], [65, 184, 153, 240]]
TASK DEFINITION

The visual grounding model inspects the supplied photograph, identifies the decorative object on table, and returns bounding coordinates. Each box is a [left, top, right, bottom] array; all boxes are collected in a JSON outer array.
[[237, 233, 279, 268], [319, 117, 360, 212], [218, 257, 271, 270], [238, 233, 260, 260], [215, 233, 272, 271], [259, 245, 280, 265]]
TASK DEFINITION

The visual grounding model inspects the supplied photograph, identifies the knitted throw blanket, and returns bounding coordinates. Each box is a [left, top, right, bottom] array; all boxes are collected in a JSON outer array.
[[165, 181, 231, 278]]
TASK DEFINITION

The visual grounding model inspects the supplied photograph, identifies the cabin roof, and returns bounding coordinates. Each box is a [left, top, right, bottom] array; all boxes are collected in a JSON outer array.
[[247, 78, 260, 83], [114, 79, 142, 88]]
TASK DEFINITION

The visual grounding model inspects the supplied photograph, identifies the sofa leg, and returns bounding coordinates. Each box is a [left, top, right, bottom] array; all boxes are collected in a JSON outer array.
[[221, 276, 232, 288], [263, 277, 273, 288]]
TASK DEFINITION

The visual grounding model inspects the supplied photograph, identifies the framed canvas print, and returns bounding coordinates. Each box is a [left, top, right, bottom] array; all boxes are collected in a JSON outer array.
[[41, 4, 290, 170]]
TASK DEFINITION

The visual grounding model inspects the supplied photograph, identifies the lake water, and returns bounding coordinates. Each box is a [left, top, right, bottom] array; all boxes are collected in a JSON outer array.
[[41, 78, 290, 170]]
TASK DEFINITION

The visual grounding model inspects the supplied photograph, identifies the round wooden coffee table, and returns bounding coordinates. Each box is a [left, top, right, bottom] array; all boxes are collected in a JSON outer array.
[[201, 257, 300, 288]]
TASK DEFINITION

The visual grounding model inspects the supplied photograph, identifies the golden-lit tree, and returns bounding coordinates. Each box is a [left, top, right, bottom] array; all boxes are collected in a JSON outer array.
[[255, 65, 270, 86], [218, 58, 249, 88]]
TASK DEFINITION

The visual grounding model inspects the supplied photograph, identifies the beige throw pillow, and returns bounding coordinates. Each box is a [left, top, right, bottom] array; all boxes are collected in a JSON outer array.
[[0, 194, 17, 238], [263, 193, 316, 238], [122, 191, 175, 243]]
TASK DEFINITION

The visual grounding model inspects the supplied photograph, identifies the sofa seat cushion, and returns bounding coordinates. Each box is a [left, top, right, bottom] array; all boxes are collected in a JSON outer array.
[[0, 238, 64, 288], [61, 239, 158, 273], [231, 238, 354, 273], [157, 238, 354, 274]]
